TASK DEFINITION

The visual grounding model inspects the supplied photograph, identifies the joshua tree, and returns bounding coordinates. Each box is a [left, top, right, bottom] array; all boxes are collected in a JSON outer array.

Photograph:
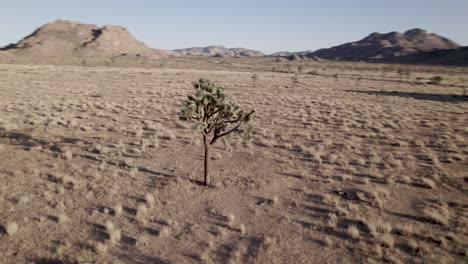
[[397, 69, 404, 81], [297, 65, 304, 73], [251, 74, 258, 87], [429, 76, 443, 85], [292, 74, 299, 86], [405, 70, 411, 80], [356, 75, 363, 87], [180, 79, 255, 186]]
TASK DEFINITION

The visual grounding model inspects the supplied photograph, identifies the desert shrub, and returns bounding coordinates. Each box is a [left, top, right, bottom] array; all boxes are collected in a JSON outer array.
[[251, 74, 258, 87], [292, 74, 299, 86], [429, 76, 443, 85], [180, 79, 254, 186]]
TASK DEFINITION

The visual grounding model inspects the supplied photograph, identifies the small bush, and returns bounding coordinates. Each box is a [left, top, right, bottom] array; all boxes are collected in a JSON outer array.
[[429, 76, 443, 85]]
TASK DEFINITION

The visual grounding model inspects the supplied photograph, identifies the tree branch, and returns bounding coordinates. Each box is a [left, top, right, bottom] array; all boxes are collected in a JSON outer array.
[[210, 121, 244, 145]]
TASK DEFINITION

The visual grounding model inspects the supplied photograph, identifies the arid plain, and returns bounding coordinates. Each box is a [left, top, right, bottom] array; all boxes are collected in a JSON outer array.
[[0, 57, 467, 263]]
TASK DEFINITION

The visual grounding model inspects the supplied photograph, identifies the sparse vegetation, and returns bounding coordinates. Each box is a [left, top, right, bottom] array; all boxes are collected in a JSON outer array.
[[347, 224, 360, 240], [251, 73, 258, 87], [5, 221, 19, 235], [0, 58, 466, 263], [429, 75, 443, 85]]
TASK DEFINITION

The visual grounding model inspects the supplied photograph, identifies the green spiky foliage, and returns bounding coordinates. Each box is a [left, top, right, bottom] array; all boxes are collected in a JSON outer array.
[[180, 79, 255, 186]]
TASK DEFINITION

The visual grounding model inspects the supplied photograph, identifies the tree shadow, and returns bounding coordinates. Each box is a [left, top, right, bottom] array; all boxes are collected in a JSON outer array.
[[115, 250, 169, 264], [0, 130, 85, 153], [387, 210, 431, 224], [30, 258, 63, 264], [0, 131, 48, 148], [345, 90, 468, 103], [0, 130, 211, 190]]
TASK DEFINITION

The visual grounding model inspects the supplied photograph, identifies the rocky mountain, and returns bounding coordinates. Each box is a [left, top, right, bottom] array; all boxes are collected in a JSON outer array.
[[1, 19, 171, 59], [309, 28, 460, 61], [1, 21, 465, 65], [173, 45, 264, 57], [271, 50, 312, 57]]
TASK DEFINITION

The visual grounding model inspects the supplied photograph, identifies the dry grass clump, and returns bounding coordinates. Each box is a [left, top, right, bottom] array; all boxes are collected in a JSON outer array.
[[421, 178, 436, 189], [93, 242, 107, 254], [388, 156, 403, 169], [105, 220, 121, 245], [62, 150, 73, 160], [227, 214, 235, 227], [323, 194, 339, 206], [60, 175, 76, 188], [113, 204, 123, 216], [58, 214, 70, 224], [271, 196, 279, 205], [129, 166, 138, 178], [361, 218, 378, 237], [347, 224, 360, 240], [376, 220, 392, 234], [134, 127, 144, 137], [422, 204, 450, 226], [145, 193, 155, 207], [354, 188, 386, 209], [357, 158, 366, 166], [136, 204, 148, 222], [377, 234, 394, 248], [159, 226, 171, 237], [5, 221, 19, 235], [384, 176, 395, 185], [105, 220, 114, 233], [407, 239, 419, 252], [323, 237, 332, 247], [327, 213, 338, 228], [339, 174, 352, 182], [400, 175, 412, 184], [159, 128, 176, 140], [394, 223, 413, 236], [361, 217, 392, 237], [239, 224, 246, 234], [407, 239, 430, 255], [334, 204, 349, 217], [328, 154, 338, 164]]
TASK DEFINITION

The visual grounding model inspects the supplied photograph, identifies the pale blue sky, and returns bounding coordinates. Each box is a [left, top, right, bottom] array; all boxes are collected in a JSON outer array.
[[0, 0, 467, 54]]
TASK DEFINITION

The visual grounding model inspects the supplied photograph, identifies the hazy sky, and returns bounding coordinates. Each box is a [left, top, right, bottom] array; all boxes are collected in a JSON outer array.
[[1, 0, 467, 54]]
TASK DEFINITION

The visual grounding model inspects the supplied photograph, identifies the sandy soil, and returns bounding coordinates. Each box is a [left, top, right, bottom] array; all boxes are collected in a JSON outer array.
[[0, 58, 467, 263]]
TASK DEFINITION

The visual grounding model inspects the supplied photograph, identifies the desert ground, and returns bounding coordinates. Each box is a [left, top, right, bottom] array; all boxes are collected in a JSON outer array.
[[0, 57, 467, 263]]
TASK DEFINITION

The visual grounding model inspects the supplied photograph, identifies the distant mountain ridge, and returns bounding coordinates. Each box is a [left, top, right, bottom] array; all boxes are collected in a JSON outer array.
[[275, 28, 460, 60], [0, 20, 466, 65], [173, 45, 264, 57], [271, 51, 312, 57], [312, 28, 460, 60], [0, 20, 264, 59]]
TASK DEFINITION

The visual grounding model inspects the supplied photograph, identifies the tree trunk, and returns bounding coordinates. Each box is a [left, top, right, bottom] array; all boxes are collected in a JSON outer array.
[[203, 134, 210, 186]]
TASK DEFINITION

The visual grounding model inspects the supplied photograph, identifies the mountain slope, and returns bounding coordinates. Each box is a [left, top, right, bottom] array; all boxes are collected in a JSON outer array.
[[379, 46, 468, 66], [310, 28, 460, 61], [1, 20, 168, 58]]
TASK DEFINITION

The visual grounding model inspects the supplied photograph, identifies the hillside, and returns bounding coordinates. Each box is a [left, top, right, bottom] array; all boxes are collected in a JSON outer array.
[[310, 28, 460, 61], [379, 46, 468, 66], [1, 20, 169, 59]]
